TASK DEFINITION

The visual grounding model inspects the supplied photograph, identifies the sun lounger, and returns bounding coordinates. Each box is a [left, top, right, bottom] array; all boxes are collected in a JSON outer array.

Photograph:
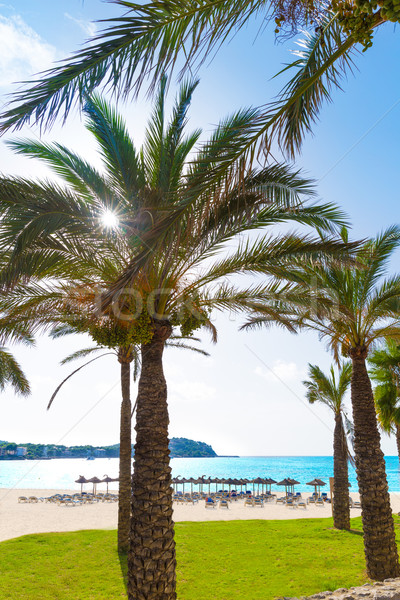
[[28, 496, 39, 503], [244, 498, 254, 507], [296, 500, 307, 509], [205, 498, 216, 508], [219, 499, 229, 509], [253, 498, 264, 507], [315, 497, 325, 506], [353, 500, 362, 509], [18, 496, 28, 503]]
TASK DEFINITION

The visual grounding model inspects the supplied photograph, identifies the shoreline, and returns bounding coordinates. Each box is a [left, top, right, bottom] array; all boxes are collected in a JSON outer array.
[[1, 488, 400, 543]]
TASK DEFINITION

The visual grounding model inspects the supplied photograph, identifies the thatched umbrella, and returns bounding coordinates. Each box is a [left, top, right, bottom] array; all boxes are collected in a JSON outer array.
[[277, 478, 300, 497], [306, 478, 326, 498], [253, 477, 264, 495], [102, 475, 116, 493], [75, 475, 88, 494], [188, 477, 197, 495], [264, 477, 277, 494], [87, 476, 102, 496]]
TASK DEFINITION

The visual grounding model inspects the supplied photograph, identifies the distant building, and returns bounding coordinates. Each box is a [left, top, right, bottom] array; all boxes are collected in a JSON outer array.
[[42, 446, 48, 458], [94, 448, 106, 457], [16, 447, 27, 457]]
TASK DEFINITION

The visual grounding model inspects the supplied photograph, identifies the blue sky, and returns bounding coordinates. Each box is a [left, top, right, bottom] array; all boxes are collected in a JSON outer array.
[[0, 1, 399, 456]]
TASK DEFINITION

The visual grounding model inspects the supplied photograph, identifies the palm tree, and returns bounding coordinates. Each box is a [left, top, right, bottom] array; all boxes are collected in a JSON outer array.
[[303, 361, 352, 530], [0, 78, 351, 597], [369, 339, 400, 462], [243, 227, 400, 580], [47, 329, 207, 554], [0, 1, 390, 164]]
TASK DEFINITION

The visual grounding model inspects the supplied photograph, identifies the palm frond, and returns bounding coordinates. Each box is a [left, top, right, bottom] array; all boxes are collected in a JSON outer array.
[[0, 0, 270, 133], [0, 348, 30, 396], [48, 351, 115, 410]]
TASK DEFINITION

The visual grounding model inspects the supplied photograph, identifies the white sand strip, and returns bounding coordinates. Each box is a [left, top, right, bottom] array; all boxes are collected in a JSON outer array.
[[1, 489, 400, 543]]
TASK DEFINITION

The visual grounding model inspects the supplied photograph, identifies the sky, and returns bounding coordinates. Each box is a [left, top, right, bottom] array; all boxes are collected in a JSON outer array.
[[0, 1, 399, 456]]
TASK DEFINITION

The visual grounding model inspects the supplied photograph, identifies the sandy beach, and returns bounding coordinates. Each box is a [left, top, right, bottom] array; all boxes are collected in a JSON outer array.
[[1, 488, 400, 543]]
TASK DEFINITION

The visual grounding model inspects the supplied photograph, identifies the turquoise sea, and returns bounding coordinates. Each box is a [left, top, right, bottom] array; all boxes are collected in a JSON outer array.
[[1, 456, 400, 492]]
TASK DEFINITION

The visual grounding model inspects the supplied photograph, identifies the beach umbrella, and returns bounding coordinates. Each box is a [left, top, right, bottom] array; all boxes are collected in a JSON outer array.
[[277, 478, 299, 497], [211, 477, 220, 493], [253, 477, 264, 495], [102, 475, 116, 493], [87, 476, 102, 496], [288, 478, 300, 494], [265, 477, 277, 493], [75, 475, 88, 494], [306, 478, 326, 497], [188, 477, 197, 495]]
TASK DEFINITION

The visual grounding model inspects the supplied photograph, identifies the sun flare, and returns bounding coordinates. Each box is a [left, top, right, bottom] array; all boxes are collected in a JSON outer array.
[[101, 209, 119, 229]]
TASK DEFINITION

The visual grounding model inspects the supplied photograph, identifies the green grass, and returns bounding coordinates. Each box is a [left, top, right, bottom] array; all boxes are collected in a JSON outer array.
[[1, 517, 400, 599]]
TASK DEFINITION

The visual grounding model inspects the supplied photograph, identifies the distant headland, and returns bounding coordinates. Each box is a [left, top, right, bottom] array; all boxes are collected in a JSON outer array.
[[0, 437, 237, 460]]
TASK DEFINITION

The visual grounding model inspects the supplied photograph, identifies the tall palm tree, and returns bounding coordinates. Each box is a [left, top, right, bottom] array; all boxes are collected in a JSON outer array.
[[243, 227, 400, 580], [47, 328, 207, 553], [303, 361, 352, 530], [369, 339, 400, 462], [0, 82, 351, 599]]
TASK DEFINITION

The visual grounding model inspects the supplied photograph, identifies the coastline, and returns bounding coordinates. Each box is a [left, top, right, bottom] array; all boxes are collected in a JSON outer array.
[[1, 488, 400, 543]]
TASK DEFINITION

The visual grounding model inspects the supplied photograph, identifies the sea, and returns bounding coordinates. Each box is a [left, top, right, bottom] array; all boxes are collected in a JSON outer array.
[[1, 456, 400, 493]]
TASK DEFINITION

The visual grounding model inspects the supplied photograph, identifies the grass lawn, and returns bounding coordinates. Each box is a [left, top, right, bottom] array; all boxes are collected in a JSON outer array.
[[1, 516, 400, 599]]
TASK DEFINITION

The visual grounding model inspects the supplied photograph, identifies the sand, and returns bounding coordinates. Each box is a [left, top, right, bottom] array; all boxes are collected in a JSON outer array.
[[1, 488, 400, 543]]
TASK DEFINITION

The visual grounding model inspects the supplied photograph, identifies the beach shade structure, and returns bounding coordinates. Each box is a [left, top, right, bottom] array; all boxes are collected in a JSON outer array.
[[232, 478, 241, 492], [288, 478, 300, 494], [253, 477, 264, 495], [277, 478, 300, 497], [188, 477, 197, 495], [211, 477, 219, 493], [75, 475, 88, 494], [242, 478, 251, 492], [306, 478, 326, 498], [172, 476, 182, 493], [102, 475, 117, 494], [264, 478, 277, 493], [87, 476, 102, 496]]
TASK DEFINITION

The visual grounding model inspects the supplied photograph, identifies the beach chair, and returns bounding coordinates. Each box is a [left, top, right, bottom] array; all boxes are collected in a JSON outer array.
[[244, 498, 254, 507], [18, 496, 28, 503], [315, 497, 325, 507], [321, 492, 329, 502], [276, 496, 286, 504], [219, 499, 229, 509], [286, 497, 297, 508], [296, 500, 307, 509], [253, 497, 264, 508], [28, 496, 39, 503], [205, 497, 216, 508], [353, 500, 362, 509]]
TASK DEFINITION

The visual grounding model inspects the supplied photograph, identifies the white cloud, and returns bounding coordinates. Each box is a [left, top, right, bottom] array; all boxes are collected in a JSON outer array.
[[254, 360, 305, 384], [169, 380, 217, 403], [0, 15, 57, 86], [64, 13, 97, 38]]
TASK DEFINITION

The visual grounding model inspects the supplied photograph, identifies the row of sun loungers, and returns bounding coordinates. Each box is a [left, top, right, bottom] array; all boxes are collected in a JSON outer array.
[[18, 492, 119, 505]]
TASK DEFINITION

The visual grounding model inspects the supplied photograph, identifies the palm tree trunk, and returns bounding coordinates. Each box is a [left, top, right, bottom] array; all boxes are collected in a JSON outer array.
[[350, 350, 399, 580], [118, 350, 133, 554], [396, 424, 400, 464], [128, 323, 176, 600], [332, 412, 350, 530]]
